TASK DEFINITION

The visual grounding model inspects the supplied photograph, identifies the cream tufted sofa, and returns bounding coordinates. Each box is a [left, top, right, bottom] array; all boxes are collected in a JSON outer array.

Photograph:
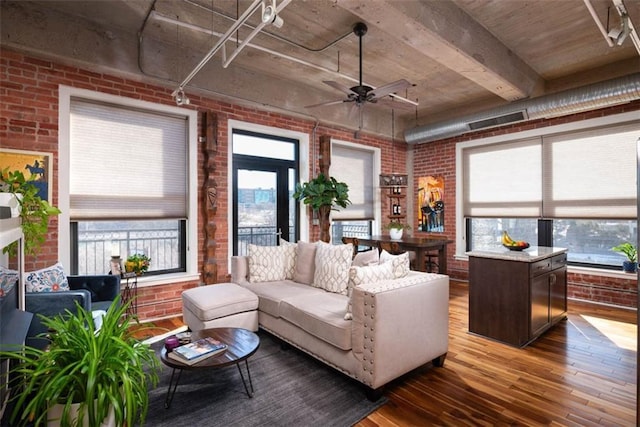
[[230, 242, 449, 399]]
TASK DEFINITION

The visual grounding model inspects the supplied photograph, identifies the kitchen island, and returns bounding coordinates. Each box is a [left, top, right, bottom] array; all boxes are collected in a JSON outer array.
[[466, 246, 568, 347]]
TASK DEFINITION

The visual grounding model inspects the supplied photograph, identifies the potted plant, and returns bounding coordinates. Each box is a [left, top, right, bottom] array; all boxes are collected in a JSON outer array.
[[125, 253, 151, 276], [1, 168, 61, 256], [293, 173, 350, 243], [611, 242, 638, 273], [1, 300, 160, 427], [384, 222, 412, 240]]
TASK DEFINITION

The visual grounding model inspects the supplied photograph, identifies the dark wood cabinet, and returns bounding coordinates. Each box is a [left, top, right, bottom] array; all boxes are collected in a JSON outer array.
[[468, 248, 567, 347]]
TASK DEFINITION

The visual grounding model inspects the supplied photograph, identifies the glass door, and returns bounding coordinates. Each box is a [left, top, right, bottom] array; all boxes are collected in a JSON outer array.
[[232, 130, 299, 256]]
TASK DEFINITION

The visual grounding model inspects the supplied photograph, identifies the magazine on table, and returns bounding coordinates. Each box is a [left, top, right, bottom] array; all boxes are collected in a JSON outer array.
[[168, 337, 227, 365]]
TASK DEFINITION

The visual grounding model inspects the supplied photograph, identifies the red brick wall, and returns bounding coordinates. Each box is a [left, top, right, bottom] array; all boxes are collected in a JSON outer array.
[[0, 48, 405, 320], [412, 100, 640, 308]]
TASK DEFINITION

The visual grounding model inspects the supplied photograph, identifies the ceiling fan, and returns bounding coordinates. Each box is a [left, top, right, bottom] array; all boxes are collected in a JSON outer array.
[[306, 22, 416, 111]]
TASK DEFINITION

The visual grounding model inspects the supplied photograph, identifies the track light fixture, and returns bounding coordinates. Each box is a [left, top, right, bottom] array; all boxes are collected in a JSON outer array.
[[262, 0, 284, 28], [173, 88, 190, 106], [608, 13, 631, 45]]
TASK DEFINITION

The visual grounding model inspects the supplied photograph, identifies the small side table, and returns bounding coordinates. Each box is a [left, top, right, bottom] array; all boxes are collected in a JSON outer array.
[[120, 272, 138, 316]]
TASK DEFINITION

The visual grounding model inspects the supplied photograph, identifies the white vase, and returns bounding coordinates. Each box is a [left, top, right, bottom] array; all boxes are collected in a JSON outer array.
[[47, 402, 116, 427], [0, 193, 20, 217], [389, 228, 403, 240]]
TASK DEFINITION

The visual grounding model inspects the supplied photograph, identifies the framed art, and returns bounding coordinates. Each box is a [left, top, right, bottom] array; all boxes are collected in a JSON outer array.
[[0, 148, 53, 203], [417, 175, 445, 233]]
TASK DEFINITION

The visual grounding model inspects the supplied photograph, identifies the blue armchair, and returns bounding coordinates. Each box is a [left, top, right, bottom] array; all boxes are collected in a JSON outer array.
[[25, 274, 120, 349]]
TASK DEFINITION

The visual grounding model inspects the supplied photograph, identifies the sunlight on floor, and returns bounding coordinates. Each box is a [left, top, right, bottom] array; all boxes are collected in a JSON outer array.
[[581, 315, 637, 351]]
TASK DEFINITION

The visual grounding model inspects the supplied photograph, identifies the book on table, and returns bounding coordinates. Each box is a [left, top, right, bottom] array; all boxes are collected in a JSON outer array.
[[168, 337, 227, 365]]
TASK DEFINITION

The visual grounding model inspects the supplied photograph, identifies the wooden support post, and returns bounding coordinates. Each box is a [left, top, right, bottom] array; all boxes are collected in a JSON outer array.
[[203, 111, 218, 284], [319, 135, 331, 176]]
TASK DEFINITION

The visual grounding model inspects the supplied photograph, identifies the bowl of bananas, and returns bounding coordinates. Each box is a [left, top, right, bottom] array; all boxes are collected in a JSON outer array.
[[501, 231, 530, 251]]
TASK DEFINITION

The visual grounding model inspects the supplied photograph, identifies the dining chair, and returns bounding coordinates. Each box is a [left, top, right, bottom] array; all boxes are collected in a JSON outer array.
[[377, 241, 403, 255], [341, 236, 360, 259]]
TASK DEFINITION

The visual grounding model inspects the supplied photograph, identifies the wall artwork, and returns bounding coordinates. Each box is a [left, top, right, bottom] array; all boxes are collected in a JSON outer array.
[[0, 149, 53, 202], [418, 175, 444, 232]]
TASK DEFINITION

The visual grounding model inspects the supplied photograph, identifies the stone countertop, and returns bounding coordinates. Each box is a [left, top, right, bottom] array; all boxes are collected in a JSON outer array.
[[466, 246, 568, 263]]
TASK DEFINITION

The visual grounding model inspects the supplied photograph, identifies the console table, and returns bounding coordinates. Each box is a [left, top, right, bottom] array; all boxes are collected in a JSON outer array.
[[467, 246, 568, 347]]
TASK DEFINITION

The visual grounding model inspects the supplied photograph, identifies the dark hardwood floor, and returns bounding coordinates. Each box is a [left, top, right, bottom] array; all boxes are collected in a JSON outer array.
[[134, 280, 637, 426]]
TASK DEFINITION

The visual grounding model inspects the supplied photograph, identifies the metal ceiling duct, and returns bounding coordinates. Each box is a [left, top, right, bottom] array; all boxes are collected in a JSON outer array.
[[404, 72, 640, 144]]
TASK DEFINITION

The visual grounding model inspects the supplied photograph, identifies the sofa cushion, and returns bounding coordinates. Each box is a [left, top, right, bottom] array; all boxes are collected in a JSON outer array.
[[238, 280, 324, 318], [25, 262, 70, 293], [280, 239, 297, 280], [248, 244, 287, 282], [312, 242, 353, 295], [279, 292, 352, 351], [293, 241, 317, 285], [379, 250, 411, 278], [352, 250, 379, 267]]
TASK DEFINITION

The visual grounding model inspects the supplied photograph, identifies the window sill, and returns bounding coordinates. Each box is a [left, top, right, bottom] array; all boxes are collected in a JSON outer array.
[[133, 272, 201, 289], [567, 265, 637, 280]]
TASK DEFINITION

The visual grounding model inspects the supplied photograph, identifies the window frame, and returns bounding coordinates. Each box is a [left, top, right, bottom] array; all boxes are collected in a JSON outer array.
[[456, 110, 640, 275], [227, 119, 310, 263], [58, 85, 200, 285]]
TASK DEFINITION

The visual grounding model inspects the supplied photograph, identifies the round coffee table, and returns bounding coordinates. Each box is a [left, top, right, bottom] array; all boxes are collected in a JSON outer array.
[[160, 327, 260, 409]]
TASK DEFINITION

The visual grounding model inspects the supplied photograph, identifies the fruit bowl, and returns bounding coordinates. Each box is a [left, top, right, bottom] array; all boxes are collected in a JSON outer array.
[[503, 243, 530, 251]]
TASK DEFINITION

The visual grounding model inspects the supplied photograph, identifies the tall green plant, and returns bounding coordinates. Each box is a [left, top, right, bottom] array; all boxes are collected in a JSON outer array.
[[1, 301, 160, 427], [292, 173, 350, 211], [293, 173, 350, 242], [1, 168, 61, 255]]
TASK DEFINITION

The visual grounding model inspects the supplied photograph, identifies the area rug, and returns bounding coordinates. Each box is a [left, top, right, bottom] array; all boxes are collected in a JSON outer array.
[[144, 331, 387, 427]]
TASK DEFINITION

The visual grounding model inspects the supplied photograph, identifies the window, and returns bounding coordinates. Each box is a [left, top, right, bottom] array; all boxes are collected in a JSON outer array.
[[59, 87, 198, 279], [329, 141, 381, 243], [461, 118, 640, 270]]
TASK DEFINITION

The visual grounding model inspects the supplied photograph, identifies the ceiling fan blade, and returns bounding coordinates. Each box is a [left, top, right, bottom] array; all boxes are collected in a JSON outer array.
[[374, 97, 417, 111], [369, 79, 411, 100], [323, 80, 355, 95], [305, 99, 351, 109]]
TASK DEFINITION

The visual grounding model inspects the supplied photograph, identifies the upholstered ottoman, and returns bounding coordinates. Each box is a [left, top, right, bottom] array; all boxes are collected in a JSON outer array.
[[182, 283, 259, 332]]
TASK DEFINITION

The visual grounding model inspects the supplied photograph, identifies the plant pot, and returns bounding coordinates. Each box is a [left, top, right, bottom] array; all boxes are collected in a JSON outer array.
[[622, 260, 637, 273], [389, 228, 403, 240], [47, 402, 116, 427]]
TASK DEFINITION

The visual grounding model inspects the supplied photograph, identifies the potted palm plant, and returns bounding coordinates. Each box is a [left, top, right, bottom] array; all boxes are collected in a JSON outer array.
[[611, 242, 638, 273], [384, 222, 412, 240], [293, 173, 350, 242], [1, 168, 61, 256], [1, 300, 160, 427]]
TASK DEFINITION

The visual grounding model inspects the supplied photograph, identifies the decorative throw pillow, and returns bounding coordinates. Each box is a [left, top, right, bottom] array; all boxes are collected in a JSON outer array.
[[0, 266, 18, 297], [293, 241, 317, 285], [312, 242, 353, 295], [344, 262, 395, 320], [352, 250, 379, 267], [24, 262, 70, 293], [248, 244, 287, 283], [279, 238, 297, 280], [379, 250, 411, 278]]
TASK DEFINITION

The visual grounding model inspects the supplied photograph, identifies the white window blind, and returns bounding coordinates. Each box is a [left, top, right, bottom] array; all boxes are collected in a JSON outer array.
[[463, 138, 542, 217], [70, 99, 188, 219], [542, 123, 639, 219], [330, 143, 375, 220], [463, 121, 639, 220]]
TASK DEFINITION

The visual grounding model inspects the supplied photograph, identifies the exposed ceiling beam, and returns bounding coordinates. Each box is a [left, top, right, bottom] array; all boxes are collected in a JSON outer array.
[[336, 0, 543, 101]]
